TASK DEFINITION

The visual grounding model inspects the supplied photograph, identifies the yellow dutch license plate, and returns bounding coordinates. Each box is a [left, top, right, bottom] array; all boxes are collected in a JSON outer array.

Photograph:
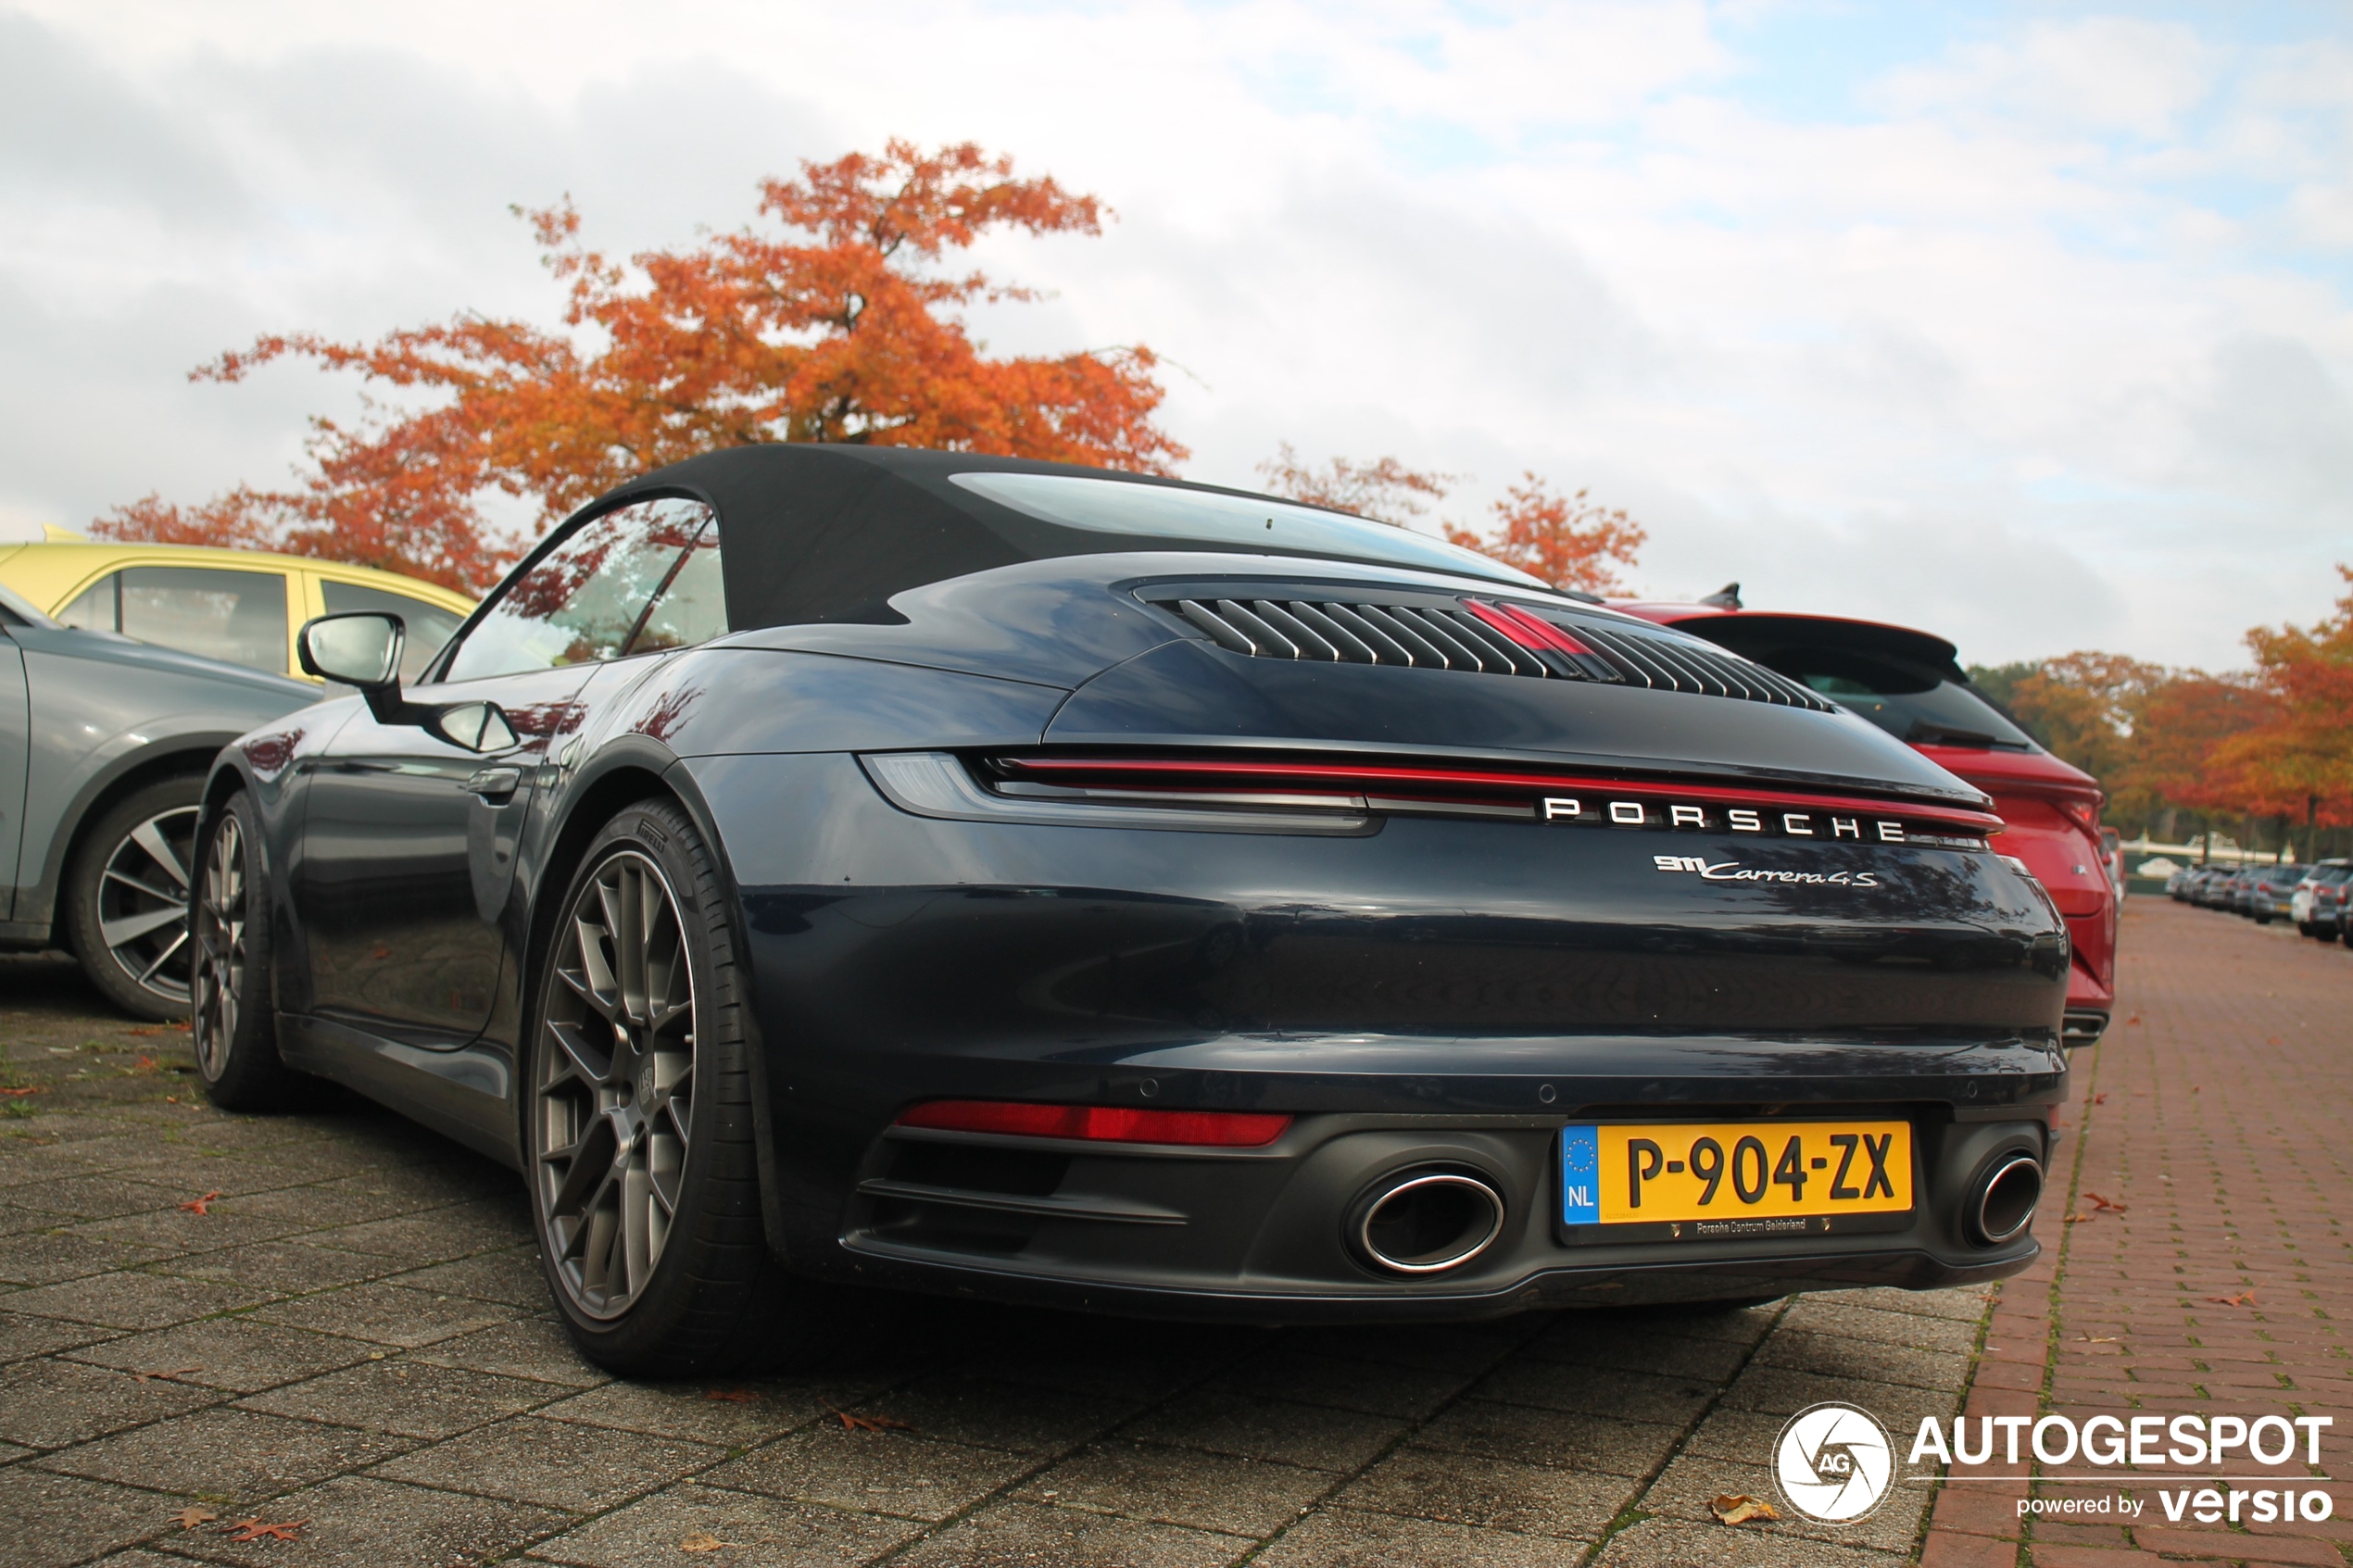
[[1559, 1121, 1913, 1233]]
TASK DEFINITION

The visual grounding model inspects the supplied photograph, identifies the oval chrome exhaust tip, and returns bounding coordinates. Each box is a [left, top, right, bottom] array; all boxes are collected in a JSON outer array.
[[1355, 1170, 1506, 1274], [1969, 1154, 2043, 1245]]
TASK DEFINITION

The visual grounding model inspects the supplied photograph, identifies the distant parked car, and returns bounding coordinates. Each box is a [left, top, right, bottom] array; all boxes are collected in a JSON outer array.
[[0, 537, 473, 685], [0, 583, 315, 1017], [2239, 864, 2305, 922], [2294, 861, 2351, 940], [2306, 879, 2343, 940], [1610, 601, 2117, 1043]]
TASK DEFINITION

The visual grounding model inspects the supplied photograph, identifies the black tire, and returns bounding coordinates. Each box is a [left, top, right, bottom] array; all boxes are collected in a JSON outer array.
[[65, 776, 204, 1020], [190, 790, 308, 1110], [524, 798, 814, 1377]]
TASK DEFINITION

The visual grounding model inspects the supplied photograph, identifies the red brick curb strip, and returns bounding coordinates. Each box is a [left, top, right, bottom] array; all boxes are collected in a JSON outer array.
[[1918, 899, 2353, 1568]]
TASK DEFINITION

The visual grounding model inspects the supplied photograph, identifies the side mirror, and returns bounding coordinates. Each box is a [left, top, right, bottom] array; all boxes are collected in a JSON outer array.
[[298, 612, 404, 689], [297, 612, 513, 751]]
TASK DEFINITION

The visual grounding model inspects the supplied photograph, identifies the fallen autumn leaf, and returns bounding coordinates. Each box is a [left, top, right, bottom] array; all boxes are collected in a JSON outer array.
[[172, 1507, 218, 1529], [1711, 1493, 1779, 1524], [221, 1518, 308, 1542], [177, 1191, 223, 1215], [826, 1404, 917, 1434], [679, 1532, 731, 1552]]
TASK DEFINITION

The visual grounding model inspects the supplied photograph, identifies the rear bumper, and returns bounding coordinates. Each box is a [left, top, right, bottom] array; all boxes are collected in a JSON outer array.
[[694, 751, 2069, 1319], [825, 1104, 2055, 1319]]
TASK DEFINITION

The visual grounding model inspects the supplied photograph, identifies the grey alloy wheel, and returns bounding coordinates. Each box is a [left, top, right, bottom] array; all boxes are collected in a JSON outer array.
[[191, 807, 247, 1077], [96, 804, 200, 1007], [535, 847, 698, 1320]]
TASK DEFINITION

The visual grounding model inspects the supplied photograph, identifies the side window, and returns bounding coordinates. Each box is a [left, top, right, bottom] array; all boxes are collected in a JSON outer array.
[[57, 575, 117, 632], [443, 498, 713, 684], [75, 567, 289, 673], [623, 520, 725, 655], [319, 580, 468, 684]]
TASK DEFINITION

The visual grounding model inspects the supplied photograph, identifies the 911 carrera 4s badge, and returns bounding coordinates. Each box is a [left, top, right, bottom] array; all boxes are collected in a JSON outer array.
[[1653, 855, 1881, 886]]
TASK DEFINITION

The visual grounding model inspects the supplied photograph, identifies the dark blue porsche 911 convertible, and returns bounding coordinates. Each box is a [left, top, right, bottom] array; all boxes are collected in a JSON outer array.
[[193, 446, 2068, 1374]]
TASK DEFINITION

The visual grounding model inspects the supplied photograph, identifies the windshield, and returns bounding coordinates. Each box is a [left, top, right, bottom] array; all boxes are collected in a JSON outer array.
[[950, 471, 1550, 591]]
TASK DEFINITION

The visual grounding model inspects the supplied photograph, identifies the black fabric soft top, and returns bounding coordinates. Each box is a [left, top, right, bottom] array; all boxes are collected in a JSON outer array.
[[592, 445, 1529, 632]]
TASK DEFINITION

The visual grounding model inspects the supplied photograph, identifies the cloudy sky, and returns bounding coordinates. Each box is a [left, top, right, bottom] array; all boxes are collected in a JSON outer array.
[[4, 1, 2347, 668]]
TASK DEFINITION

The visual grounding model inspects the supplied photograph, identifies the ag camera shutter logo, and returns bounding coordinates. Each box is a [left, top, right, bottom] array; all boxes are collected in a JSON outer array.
[[1775, 1401, 1895, 1524]]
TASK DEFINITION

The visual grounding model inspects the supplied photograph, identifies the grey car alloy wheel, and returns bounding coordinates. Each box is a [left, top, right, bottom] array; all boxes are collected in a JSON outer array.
[[535, 847, 698, 1321], [96, 803, 200, 1006], [192, 809, 247, 1077]]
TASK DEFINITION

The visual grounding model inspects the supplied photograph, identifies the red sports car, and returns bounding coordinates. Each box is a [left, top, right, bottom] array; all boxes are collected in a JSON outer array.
[[1613, 593, 2114, 1044]]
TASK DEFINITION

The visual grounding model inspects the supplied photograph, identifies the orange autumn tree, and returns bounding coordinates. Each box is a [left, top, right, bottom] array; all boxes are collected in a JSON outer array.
[[1257, 448, 1644, 594], [1444, 475, 1646, 595], [2210, 566, 2353, 844], [1254, 444, 1455, 526], [96, 140, 1184, 593]]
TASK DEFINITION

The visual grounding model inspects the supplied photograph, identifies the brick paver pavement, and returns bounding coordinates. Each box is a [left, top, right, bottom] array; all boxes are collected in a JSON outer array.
[[5, 907, 2215, 1568], [1922, 897, 2353, 1568]]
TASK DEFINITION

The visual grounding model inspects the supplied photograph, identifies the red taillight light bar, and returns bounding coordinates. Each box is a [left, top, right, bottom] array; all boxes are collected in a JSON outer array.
[[896, 1099, 1293, 1148], [995, 757, 2004, 834]]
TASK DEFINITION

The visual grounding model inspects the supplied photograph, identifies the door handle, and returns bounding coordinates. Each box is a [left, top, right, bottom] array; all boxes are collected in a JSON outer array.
[[463, 766, 522, 803]]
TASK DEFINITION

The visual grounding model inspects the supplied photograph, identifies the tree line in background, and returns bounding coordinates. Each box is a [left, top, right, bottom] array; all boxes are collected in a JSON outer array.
[[94, 133, 2341, 848], [1969, 567, 2353, 860]]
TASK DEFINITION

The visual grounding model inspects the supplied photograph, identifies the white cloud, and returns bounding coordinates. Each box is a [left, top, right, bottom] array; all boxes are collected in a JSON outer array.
[[0, 0, 2347, 671], [1869, 16, 2217, 139]]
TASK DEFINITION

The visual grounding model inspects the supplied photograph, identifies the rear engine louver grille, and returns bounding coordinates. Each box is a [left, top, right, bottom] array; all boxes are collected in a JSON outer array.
[[1145, 593, 1834, 712]]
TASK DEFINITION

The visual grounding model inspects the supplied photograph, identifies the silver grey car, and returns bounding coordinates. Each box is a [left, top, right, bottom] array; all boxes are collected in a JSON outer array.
[[0, 582, 315, 1017]]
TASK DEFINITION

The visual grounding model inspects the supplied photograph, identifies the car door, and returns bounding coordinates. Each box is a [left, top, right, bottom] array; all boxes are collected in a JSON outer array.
[[290, 497, 715, 1049]]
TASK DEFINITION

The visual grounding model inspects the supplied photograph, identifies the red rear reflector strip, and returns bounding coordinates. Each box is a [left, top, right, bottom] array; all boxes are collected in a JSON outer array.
[[1459, 598, 1594, 656], [896, 1100, 1293, 1148]]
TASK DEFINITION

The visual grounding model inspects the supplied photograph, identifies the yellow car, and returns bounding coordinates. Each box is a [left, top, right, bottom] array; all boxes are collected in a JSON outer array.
[[0, 531, 475, 683]]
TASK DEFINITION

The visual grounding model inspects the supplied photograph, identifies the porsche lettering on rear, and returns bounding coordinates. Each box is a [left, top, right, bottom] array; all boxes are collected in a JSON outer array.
[[1546, 797, 1908, 841]]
